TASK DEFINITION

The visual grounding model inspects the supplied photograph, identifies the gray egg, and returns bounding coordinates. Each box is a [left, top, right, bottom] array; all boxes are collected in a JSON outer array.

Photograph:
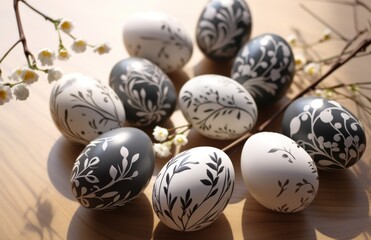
[[282, 96, 367, 170], [196, 0, 252, 61], [70, 127, 155, 210], [109, 58, 177, 126], [231, 33, 295, 106]]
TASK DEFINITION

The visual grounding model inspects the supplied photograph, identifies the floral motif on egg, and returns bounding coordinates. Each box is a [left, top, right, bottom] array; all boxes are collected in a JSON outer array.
[[152, 150, 234, 231], [196, 0, 252, 60], [231, 34, 295, 105], [285, 98, 366, 170]]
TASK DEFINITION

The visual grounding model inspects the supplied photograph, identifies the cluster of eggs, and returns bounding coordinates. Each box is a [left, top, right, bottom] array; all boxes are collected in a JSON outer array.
[[48, 0, 366, 233]]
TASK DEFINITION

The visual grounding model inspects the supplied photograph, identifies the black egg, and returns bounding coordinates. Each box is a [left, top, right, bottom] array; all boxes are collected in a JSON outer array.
[[109, 57, 177, 126], [70, 127, 155, 210], [282, 96, 367, 170], [196, 0, 252, 61], [231, 33, 295, 106]]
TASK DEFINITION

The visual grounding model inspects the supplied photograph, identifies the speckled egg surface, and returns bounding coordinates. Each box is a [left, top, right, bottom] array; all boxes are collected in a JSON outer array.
[[109, 57, 177, 126], [152, 146, 234, 231], [196, 0, 252, 60], [123, 11, 193, 73], [282, 96, 367, 170], [71, 127, 155, 210], [179, 74, 258, 140], [50, 73, 125, 145], [231, 33, 295, 106]]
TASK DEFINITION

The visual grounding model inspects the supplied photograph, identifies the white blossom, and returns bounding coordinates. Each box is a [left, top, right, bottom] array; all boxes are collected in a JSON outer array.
[[286, 34, 297, 46], [57, 48, 71, 61], [0, 84, 12, 105], [294, 53, 306, 68], [20, 68, 39, 85], [47, 68, 63, 83], [153, 143, 171, 158], [13, 84, 29, 101], [93, 43, 111, 55], [71, 39, 87, 53], [173, 134, 188, 146], [58, 18, 74, 34], [37, 48, 56, 66], [152, 126, 169, 142], [304, 62, 321, 79], [8, 67, 23, 81], [322, 28, 332, 41]]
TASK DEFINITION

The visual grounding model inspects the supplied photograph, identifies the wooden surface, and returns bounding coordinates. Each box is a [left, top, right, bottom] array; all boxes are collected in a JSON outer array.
[[0, 0, 370, 239]]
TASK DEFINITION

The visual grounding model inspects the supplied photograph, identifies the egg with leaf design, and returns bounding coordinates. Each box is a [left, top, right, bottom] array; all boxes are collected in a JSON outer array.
[[152, 146, 235, 231], [178, 74, 258, 140], [241, 132, 319, 213], [231, 33, 295, 106], [70, 127, 155, 210], [109, 57, 177, 127], [282, 96, 367, 170]]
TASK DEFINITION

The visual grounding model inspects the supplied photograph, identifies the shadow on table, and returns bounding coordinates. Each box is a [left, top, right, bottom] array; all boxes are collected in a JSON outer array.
[[153, 213, 233, 240], [193, 57, 233, 77], [47, 136, 85, 200], [67, 193, 154, 240]]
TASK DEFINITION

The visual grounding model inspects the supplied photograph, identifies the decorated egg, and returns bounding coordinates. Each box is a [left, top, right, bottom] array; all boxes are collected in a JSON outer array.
[[231, 33, 295, 106], [282, 96, 367, 170], [196, 0, 252, 60], [109, 57, 177, 126], [70, 127, 155, 210], [178, 74, 257, 140], [50, 73, 125, 145], [123, 11, 193, 73], [241, 132, 319, 213], [152, 146, 234, 231]]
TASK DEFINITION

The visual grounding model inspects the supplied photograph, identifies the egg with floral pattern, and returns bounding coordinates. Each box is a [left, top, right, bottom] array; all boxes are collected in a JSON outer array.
[[109, 58, 177, 127], [282, 96, 367, 170], [50, 73, 126, 145], [152, 146, 235, 231], [231, 33, 295, 106], [123, 11, 193, 73], [196, 0, 252, 60], [179, 74, 258, 140], [71, 127, 155, 210]]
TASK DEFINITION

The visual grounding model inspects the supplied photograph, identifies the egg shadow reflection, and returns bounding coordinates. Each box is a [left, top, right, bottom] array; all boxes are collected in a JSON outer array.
[[153, 213, 233, 240], [193, 57, 233, 77], [47, 137, 85, 200], [242, 193, 316, 239], [307, 170, 370, 239], [67, 193, 154, 240]]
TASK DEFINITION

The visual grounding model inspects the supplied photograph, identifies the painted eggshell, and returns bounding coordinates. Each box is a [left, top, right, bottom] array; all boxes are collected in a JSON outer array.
[[123, 11, 193, 73], [241, 132, 319, 213], [178, 74, 258, 140], [109, 57, 177, 126], [282, 96, 367, 170], [231, 33, 295, 106], [196, 0, 252, 60], [152, 146, 235, 231], [71, 127, 155, 210], [50, 73, 125, 145]]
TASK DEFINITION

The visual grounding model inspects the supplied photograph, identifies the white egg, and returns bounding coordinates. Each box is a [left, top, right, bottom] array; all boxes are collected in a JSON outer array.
[[123, 11, 193, 73], [152, 146, 235, 231], [50, 73, 126, 145], [241, 132, 319, 213], [178, 74, 258, 140]]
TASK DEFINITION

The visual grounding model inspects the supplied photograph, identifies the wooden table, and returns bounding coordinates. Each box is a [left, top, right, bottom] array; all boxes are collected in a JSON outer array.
[[0, 0, 370, 239]]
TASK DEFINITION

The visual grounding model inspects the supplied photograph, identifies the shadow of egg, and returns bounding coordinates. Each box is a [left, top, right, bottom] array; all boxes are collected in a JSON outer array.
[[168, 69, 190, 94], [227, 145, 248, 204], [153, 213, 233, 240], [47, 137, 85, 200], [193, 57, 233, 77], [242, 193, 316, 239], [67, 193, 153, 240], [307, 170, 370, 239]]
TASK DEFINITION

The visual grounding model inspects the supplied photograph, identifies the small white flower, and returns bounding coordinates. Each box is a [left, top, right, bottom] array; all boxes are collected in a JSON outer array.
[[93, 43, 111, 55], [47, 68, 63, 83], [21, 68, 39, 85], [37, 48, 56, 66], [58, 18, 74, 34], [13, 83, 29, 101], [304, 62, 321, 79], [8, 67, 23, 81], [71, 39, 87, 53], [152, 126, 169, 142], [173, 134, 188, 147], [287, 34, 297, 46], [153, 143, 171, 158], [322, 28, 332, 41], [294, 53, 306, 68], [57, 48, 71, 61], [0, 84, 12, 105]]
